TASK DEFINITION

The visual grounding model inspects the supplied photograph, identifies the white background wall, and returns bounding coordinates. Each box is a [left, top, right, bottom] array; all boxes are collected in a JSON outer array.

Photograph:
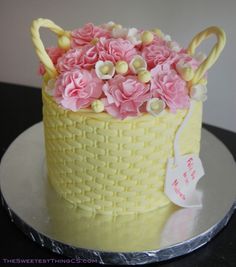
[[0, 0, 235, 132]]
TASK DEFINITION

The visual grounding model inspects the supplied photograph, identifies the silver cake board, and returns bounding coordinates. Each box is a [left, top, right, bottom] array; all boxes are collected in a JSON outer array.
[[0, 122, 235, 265]]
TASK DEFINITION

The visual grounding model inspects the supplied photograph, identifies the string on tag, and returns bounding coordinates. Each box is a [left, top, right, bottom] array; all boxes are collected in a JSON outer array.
[[173, 101, 195, 166]]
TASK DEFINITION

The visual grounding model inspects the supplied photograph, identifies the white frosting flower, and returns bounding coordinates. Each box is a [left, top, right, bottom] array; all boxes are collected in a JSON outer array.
[[194, 52, 207, 63], [146, 98, 166, 117], [176, 60, 192, 71], [127, 28, 142, 45], [190, 84, 207, 102], [164, 34, 172, 42], [95, 61, 115, 80], [112, 27, 128, 38], [101, 21, 116, 30], [168, 41, 181, 52], [176, 60, 194, 81], [129, 55, 147, 74], [45, 79, 56, 96], [111, 26, 141, 45]]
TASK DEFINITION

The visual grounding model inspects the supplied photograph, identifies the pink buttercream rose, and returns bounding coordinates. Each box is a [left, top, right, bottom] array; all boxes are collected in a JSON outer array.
[[150, 35, 167, 46], [150, 68, 190, 112], [71, 23, 111, 47], [38, 47, 65, 75], [173, 52, 208, 80], [142, 44, 177, 69], [79, 45, 99, 69], [102, 75, 151, 119], [57, 48, 82, 73], [97, 38, 137, 63], [54, 68, 103, 111], [175, 52, 200, 70], [57, 45, 99, 72]]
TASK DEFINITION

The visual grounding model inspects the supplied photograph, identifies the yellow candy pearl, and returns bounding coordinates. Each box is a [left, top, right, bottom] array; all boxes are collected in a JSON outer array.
[[138, 70, 151, 83], [115, 61, 128, 74], [100, 65, 110, 75], [199, 78, 208, 85], [91, 100, 104, 113], [181, 67, 194, 81], [43, 72, 51, 84], [152, 28, 164, 38], [133, 59, 142, 69], [141, 31, 154, 45], [58, 35, 71, 50], [113, 24, 122, 30], [150, 101, 161, 111], [91, 38, 99, 45]]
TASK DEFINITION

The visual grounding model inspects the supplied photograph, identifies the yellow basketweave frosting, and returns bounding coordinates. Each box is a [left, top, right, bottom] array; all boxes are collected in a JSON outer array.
[[31, 19, 226, 215], [47, 188, 179, 251], [43, 89, 202, 215]]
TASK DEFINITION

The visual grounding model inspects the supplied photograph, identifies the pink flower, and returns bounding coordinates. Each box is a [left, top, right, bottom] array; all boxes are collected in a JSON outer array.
[[54, 68, 103, 111], [175, 52, 200, 70], [150, 68, 190, 112], [102, 75, 151, 119], [57, 45, 99, 72], [71, 23, 111, 47], [38, 47, 65, 75], [79, 45, 99, 69], [57, 48, 82, 73], [150, 35, 167, 46], [38, 64, 46, 76], [97, 38, 137, 64], [142, 44, 177, 69]]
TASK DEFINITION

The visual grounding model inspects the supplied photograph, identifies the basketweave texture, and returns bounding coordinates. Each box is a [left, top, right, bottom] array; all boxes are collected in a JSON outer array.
[[43, 90, 202, 215], [47, 185, 177, 251]]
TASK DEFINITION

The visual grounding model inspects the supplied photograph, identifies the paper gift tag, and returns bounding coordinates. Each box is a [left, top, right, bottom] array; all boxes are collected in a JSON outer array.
[[165, 154, 205, 208]]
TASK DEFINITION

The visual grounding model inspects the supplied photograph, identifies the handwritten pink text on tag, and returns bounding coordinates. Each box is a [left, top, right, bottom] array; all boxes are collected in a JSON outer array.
[[165, 154, 205, 208]]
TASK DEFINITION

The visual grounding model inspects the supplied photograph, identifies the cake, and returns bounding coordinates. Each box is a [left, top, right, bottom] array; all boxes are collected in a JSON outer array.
[[31, 18, 226, 215], [46, 183, 177, 251]]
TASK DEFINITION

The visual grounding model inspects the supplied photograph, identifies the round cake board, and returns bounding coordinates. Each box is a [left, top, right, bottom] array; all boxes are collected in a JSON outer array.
[[0, 122, 235, 265]]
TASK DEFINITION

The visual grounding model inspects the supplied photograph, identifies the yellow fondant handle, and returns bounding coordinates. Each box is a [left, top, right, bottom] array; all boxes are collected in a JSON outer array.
[[31, 18, 69, 78], [187, 26, 226, 85]]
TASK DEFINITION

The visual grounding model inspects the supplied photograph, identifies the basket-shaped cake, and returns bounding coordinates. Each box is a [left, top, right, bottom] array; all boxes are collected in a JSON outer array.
[[31, 19, 225, 215]]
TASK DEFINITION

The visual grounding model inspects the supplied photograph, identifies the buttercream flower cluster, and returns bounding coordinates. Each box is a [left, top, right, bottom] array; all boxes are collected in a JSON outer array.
[[40, 22, 207, 119]]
